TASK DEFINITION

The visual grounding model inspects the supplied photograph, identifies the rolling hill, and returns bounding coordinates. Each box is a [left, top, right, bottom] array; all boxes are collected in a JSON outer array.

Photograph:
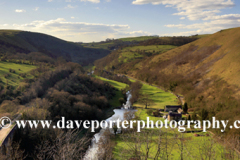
[[96, 27, 240, 90], [0, 30, 110, 65], [139, 27, 240, 89]]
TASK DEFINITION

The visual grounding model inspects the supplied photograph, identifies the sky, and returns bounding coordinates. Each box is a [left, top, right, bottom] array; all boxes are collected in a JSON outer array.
[[0, 0, 240, 42]]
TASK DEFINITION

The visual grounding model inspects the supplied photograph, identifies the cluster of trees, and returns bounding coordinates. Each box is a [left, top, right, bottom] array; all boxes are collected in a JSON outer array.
[[0, 62, 117, 159], [121, 81, 143, 105], [139, 36, 198, 46], [1, 129, 91, 160], [94, 50, 121, 69], [107, 40, 138, 50], [8, 68, 16, 73], [118, 128, 240, 160], [0, 65, 54, 105], [104, 36, 198, 51]]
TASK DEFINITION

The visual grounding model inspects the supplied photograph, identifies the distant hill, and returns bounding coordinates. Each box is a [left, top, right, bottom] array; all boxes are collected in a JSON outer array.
[[0, 30, 110, 65], [81, 35, 200, 50], [95, 27, 240, 90]]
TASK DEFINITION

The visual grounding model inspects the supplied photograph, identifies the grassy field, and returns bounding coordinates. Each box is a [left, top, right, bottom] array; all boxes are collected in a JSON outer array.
[[94, 74, 177, 109], [81, 42, 113, 50], [0, 61, 36, 87], [113, 109, 226, 160], [134, 82, 178, 109], [119, 36, 157, 42], [119, 45, 177, 63], [122, 45, 176, 52]]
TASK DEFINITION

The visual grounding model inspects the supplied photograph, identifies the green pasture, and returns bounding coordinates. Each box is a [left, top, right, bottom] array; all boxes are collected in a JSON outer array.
[[119, 45, 177, 63], [0, 61, 36, 87]]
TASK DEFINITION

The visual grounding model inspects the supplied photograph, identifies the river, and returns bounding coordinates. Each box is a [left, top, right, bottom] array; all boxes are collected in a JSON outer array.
[[84, 92, 134, 160]]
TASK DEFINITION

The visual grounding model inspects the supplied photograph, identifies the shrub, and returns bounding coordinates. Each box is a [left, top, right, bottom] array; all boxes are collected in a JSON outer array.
[[4, 73, 10, 78], [19, 73, 27, 78], [153, 111, 160, 117], [194, 134, 199, 137], [9, 68, 16, 73], [146, 109, 153, 116]]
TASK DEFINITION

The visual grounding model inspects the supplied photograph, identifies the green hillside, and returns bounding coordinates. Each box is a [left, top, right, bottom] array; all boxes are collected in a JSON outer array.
[[0, 61, 36, 87], [95, 44, 178, 71], [0, 30, 110, 65], [119, 45, 177, 63], [96, 27, 240, 91], [118, 36, 158, 42]]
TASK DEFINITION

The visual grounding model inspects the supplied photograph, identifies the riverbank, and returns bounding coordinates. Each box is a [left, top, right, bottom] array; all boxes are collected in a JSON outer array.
[[103, 76, 227, 159]]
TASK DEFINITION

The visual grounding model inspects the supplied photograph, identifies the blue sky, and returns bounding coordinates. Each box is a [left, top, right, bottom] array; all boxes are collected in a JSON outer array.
[[0, 0, 240, 42]]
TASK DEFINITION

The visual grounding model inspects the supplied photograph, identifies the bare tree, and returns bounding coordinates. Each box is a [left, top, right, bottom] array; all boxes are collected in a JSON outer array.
[[224, 135, 240, 159], [174, 131, 185, 160], [196, 136, 218, 160], [120, 129, 160, 160], [0, 140, 26, 160], [139, 93, 154, 109], [158, 130, 174, 160], [35, 129, 90, 160], [97, 129, 115, 160]]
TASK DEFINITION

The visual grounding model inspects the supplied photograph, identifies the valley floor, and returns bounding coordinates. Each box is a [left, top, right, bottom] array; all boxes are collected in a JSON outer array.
[[95, 75, 236, 160]]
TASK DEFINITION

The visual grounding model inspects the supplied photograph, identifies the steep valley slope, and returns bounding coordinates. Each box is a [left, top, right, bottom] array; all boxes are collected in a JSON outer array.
[[0, 30, 110, 65]]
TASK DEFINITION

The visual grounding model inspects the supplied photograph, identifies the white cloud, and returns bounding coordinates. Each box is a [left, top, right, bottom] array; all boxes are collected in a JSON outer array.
[[105, 0, 111, 2], [164, 18, 240, 36], [165, 24, 185, 28], [71, 17, 75, 19], [80, 0, 100, 3], [132, 0, 240, 36], [48, 0, 53, 2], [15, 9, 26, 13], [203, 14, 240, 20], [2, 18, 150, 42], [132, 0, 235, 21], [0, 24, 9, 27], [65, 0, 101, 3], [65, 4, 78, 9]]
